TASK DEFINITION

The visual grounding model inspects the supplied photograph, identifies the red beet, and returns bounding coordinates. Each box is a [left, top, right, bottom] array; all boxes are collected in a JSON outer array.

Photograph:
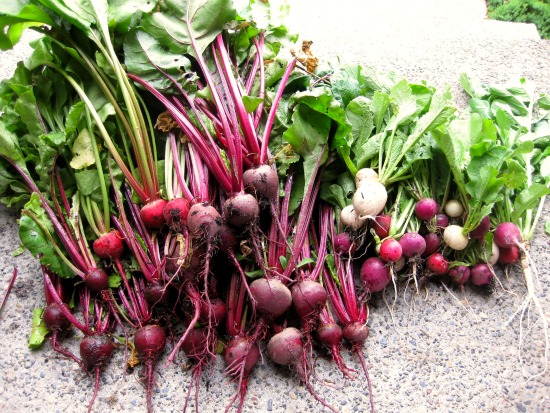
[[266, 327, 303, 366], [84, 268, 110, 292], [342, 322, 369, 344], [317, 323, 343, 348], [223, 192, 260, 227], [80, 335, 116, 369], [43, 303, 71, 332], [144, 284, 172, 307], [140, 199, 168, 229], [186, 202, 222, 239], [162, 197, 190, 231], [199, 298, 227, 326], [224, 336, 261, 378], [93, 231, 125, 260], [249, 278, 292, 318], [243, 164, 279, 201], [360, 257, 391, 292], [291, 280, 328, 323]]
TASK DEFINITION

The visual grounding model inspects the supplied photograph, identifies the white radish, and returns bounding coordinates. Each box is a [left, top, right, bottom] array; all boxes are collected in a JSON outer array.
[[488, 241, 500, 265], [352, 180, 387, 218], [443, 224, 469, 250], [444, 199, 464, 218], [355, 168, 379, 188], [340, 205, 365, 230]]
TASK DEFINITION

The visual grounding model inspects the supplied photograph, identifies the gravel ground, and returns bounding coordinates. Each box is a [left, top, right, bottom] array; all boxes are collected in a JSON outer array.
[[1, 1, 549, 412]]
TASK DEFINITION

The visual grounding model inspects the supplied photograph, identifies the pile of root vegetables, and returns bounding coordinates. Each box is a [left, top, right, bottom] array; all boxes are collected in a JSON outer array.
[[1, 1, 549, 412]]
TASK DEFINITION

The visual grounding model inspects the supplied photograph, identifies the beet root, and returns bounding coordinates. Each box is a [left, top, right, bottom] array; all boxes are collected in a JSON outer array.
[[163, 197, 190, 231], [224, 336, 261, 378], [186, 202, 222, 239], [243, 164, 279, 201], [343, 322, 370, 345], [249, 278, 292, 319], [43, 303, 72, 332], [84, 268, 110, 293], [267, 327, 303, 366], [291, 280, 327, 325], [140, 199, 168, 229], [223, 193, 260, 227]]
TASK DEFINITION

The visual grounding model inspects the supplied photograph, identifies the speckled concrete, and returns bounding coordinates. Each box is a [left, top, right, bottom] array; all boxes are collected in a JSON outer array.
[[1, 1, 549, 412]]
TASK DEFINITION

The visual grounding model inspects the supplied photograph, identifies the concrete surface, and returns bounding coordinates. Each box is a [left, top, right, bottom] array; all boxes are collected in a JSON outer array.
[[1, 1, 549, 412]]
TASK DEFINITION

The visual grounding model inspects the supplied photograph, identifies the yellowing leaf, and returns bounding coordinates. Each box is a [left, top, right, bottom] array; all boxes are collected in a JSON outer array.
[[70, 129, 95, 169]]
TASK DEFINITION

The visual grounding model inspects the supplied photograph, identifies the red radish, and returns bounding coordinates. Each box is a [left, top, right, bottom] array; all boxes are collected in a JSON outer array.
[[494, 222, 521, 248], [84, 268, 110, 292], [414, 198, 439, 221], [372, 214, 391, 239], [469, 216, 490, 240], [443, 199, 464, 218], [342, 321, 369, 344], [140, 199, 168, 229], [223, 192, 260, 227], [93, 231, 125, 260], [435, 213, 449, 229], [186, 202, 222, 239], [360, 257, 391, 292], [340, 205, 364, 230], [134, 325, 167, 413], [379, 238, 402, 262], [249, 278, 292, 318], [426, 253, 449, 275], [333, 232, 358, 255], [470, 263, 494, 286], [394, 256, 406, 272], [291, 280, 327, 323], [243, 164, 279, 201], [267, 327, 303, 366], [422, 233, 441, 257], [162, 197, 190, 231], [449, 265, 471, 285], [443, 225, 469, 250], [399, 232, 426, 258], [498, 246, 520, 264], [352, 180, 387, 218], [43, 303, 71, 332]]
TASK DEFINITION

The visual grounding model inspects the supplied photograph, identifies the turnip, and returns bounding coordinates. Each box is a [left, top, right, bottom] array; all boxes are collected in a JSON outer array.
[[414, 198, 439, 221], [140, 199, 168, 229], [355, 168, 379, 187], [379, 238, 402, 263], [360, 257, 390, 293], [92, 230, 125, 260], [352, 179, 388, 218], [470, 263, 494, 286], [223, 192, 260, 227], [494, 222, 522, 249], [249, 278, 292, 319], [469, 215, 490, 240], [134, 325, 167, 413], [162, 197, 190, 232], [426, 253, 449, 275], [340, 205, 365, 230], [443, 225, 469, 251], [399, 232, 426, 258], [444, 199, 464, 218]]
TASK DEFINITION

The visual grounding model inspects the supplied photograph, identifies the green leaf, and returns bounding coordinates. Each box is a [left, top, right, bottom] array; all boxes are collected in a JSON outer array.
[[511, 184, 550, 222], [296, 257, 315, 268], [70, 129, 95, 169], [371, 91, 390, 133], [242, 95, 263, 113], [545, 221, 550, 236], [0, 4, 54, 50], [109, 274, 122, 288], [0, 118, 29, 175], [320, 183, 346, 209], [244, 269, 264, 279], [386, 80, 417, 130], [28, 307, 49, 349]]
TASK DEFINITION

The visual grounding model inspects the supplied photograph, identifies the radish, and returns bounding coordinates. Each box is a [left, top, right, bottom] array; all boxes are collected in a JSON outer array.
[[162, 197, 190, 232], [134, 325, 167, 413], [360, 257, 391, 292], [494, 222, 522, 248], [249, 278, 292, 319], [469, 216, 490, 240], [443, 225, 469, 250], [372, 214, 391, 239], [352, 179, 388, 218], [394, 256, 406, 272], [93, 230, 125, 260], [414, 198, 439, 221], [379, 238, 402, 262], [243, 164, 279, 201], [488, 241, 500, 265], [435, 213, 449, 229], [498, 246, 520, 264], [444, 199, 464, 218], [449, 265, 471, 285], [140, 199, 168, 229], [422, 232, 441, 257], [426, 253, 449, 275], [340, 205, 365, 230], [399, 232, 426, 258], [470, 263, 493, 286], [355, 168, 379, 187], [223, 192, 260, 227]]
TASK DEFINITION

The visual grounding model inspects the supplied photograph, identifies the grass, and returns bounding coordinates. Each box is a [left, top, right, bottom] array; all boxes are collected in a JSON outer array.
[[486, 0, 550, 39]]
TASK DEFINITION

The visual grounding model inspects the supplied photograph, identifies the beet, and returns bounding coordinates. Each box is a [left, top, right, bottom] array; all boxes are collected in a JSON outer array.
[[266, 327, 303, 366], [219, 223, 238, 254], [134, 325, 166, 360], [223, 193, 260, 227], [249, 278, 292, 318], [224, 336, 261, 378], [93, 231, 125, 260], [494, 222, 522, 248], [291, 280, 327, 323], [186, 202, 222, 239], [80, 335, 116, 369], [399, 232, 426, 258], [199, 298, 227, 326], [414, 198, 439, 221], [360, 257, 391, 292], [469, 215, 490, 240], [342, 322, 369, 344], [43, 303, 72, 332], [140, 199, 168, 229], [162, 197, 190, 231], [144, 284, 172, 307], [84, 268, 110, 292], [243, 164, 279, 201], [180, 327, 207, 358], [316, 323, 343, 348]]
